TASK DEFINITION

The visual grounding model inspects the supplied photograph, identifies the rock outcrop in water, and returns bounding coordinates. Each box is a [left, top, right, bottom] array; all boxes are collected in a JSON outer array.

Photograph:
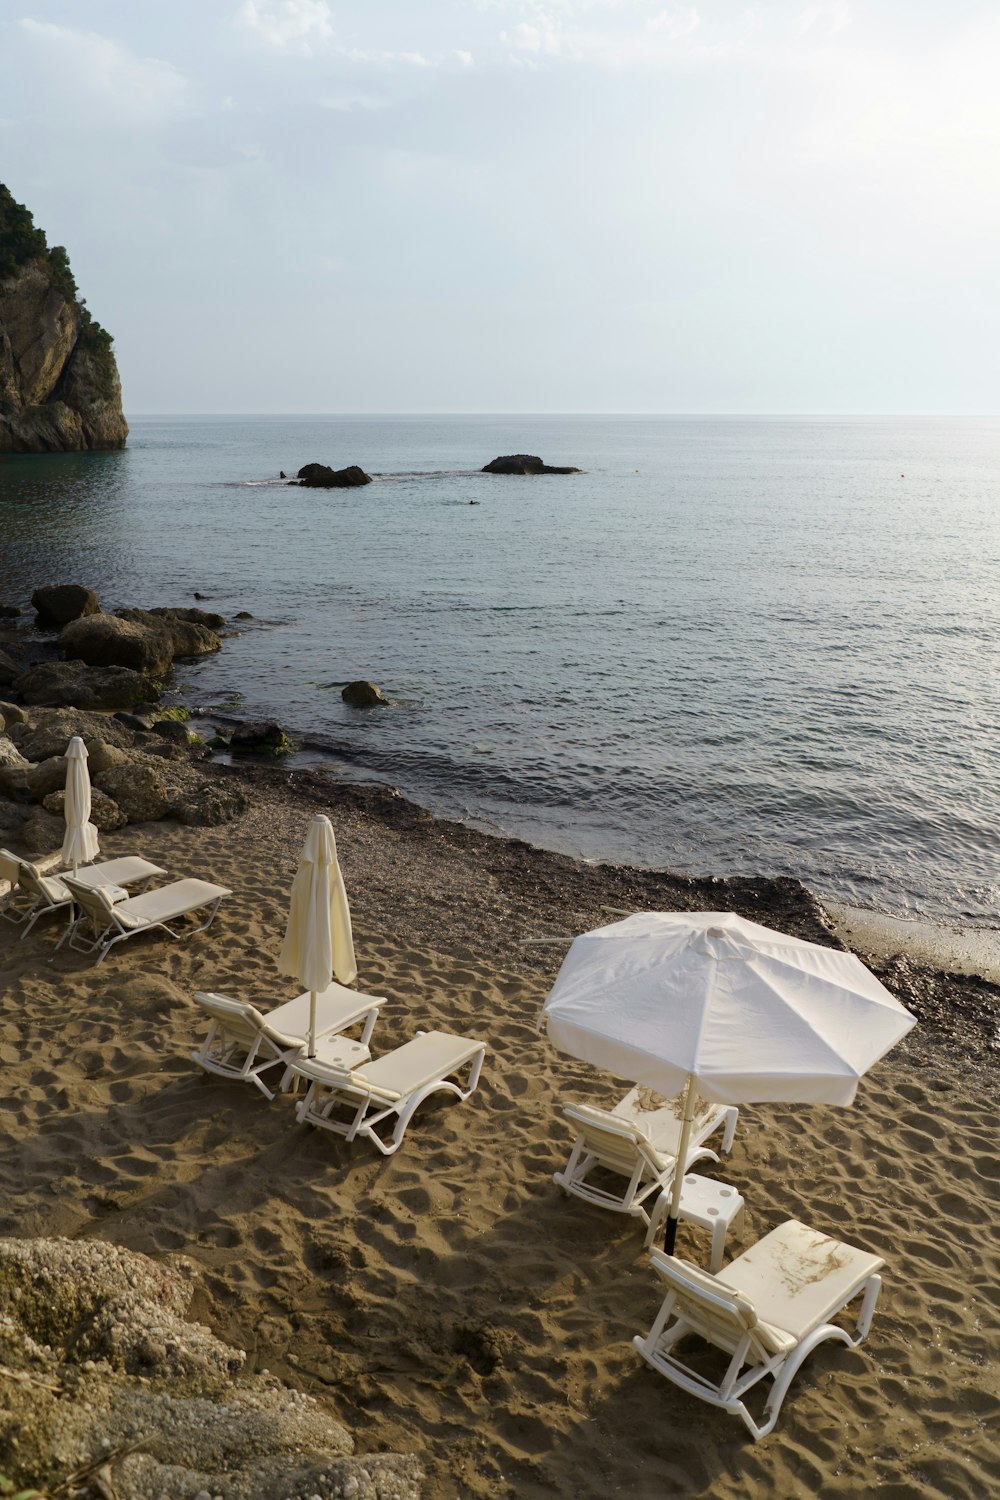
[[295, 461, 372, 487], [482, 454, 580, 474], [0, 183, 127, 453]]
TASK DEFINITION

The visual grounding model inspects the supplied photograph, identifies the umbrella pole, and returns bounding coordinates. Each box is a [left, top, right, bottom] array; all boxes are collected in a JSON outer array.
[[308, 990, 318, 1058], [663, 1075, 697, 1257]]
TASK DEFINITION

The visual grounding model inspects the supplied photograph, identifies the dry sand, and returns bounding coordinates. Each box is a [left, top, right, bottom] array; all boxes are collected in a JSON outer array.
[[1, 761, 998, 1499]]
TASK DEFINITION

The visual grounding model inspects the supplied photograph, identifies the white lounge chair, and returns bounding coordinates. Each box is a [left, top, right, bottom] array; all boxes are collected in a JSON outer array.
[[191, 985, 387, 1099], [288, 1029, 487, 1155], [0, 847, 43, 922], [553, 1086, 738, 1229], [632, 1218, 885, 1440], [4, 852, 166, 939], [63, 874, 231, 964]]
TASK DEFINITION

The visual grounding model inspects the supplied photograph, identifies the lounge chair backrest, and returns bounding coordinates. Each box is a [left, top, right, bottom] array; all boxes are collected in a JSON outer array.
[[0, 849, 22, 886], [193, 991, 271, 1046], [61, 875, 121, 925], [563, 1103, 662, 1173], [16, 860, 67, 906], [646, 1251, 785, 1356]]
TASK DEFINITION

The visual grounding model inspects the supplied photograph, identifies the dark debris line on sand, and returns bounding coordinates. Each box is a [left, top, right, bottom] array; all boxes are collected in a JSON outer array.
[[207, 758, 1000, 1075]]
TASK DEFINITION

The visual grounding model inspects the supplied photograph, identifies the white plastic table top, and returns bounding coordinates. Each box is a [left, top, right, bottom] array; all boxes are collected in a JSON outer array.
[[647, 1173, 746, 1271], [307, 1035, 371, 1073]]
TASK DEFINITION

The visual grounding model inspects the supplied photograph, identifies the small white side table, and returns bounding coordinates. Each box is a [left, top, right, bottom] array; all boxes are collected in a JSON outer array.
[[645, 1173, 745, 1271], [310, 1035, 371, 1071], [280, 1035, 370, 1094]]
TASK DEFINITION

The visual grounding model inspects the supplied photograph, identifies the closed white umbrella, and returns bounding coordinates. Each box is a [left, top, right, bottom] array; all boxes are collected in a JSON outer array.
[[277, 814, 357, 1056], [61, 736, 100, 875], [540, 910, 916, 1253]]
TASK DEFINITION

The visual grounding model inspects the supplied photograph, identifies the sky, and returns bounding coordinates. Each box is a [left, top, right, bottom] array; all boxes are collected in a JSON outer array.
[[1, 0, 998, 414]]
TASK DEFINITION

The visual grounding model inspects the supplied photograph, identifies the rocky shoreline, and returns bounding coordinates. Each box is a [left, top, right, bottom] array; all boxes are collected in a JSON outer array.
[[1, 587, 998, 1498], [3, 583, 998, 1071]]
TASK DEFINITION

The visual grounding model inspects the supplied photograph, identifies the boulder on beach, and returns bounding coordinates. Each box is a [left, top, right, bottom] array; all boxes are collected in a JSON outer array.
[[11, 708, 136, 760], [342, 679, 388, 708], [24, 754, 69, 801], [296, 461, 373, 488], [43, 784, 126, 832], [13, 660, 156, 712], [482, 453, 581, 475], [94, 762, 170, 824], [169, 777, 249, 826], [19, 805, 65, 854], [0, 1237, 420, 1500], [31, 583, 100, 628]]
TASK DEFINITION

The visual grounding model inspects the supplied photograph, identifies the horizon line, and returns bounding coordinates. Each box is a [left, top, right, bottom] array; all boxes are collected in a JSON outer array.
[[122, 410, 1000, 420]]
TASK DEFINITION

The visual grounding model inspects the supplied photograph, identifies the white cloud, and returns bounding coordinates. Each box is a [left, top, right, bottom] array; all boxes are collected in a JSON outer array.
[[794, 2, 851, 38], [344, 48, 432, 68], [236, 0, 335, 52], [502, 19, 563, 55], [499, 2, 712, 67], [647, 6, 699, 42], [17, 20, 187, 121]]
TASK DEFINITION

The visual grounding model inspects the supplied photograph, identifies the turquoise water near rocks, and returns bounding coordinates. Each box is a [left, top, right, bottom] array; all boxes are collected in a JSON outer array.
[[1, 413, 998, 922]]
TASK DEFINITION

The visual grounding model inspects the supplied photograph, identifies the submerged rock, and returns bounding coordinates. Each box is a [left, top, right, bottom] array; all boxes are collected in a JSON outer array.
[[147, 604, 227, 631], [341, 679, 388, 707], [482, 453, 581, 475], [229, 720, 292, 755]]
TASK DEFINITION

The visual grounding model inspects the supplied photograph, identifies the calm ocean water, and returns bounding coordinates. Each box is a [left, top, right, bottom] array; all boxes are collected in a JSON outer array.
[[1, 414, 998, 923]]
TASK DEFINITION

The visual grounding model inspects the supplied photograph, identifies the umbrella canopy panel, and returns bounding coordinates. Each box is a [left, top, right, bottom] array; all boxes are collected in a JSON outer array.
[[541, 910, 916, 1107]]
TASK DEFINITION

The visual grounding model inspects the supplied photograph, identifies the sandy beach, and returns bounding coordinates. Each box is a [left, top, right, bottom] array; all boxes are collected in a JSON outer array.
[[1, 755, 998, 1498]]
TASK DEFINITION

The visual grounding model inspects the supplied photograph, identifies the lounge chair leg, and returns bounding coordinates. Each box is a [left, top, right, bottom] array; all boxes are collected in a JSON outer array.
[[721, 1107, 738, 1153]]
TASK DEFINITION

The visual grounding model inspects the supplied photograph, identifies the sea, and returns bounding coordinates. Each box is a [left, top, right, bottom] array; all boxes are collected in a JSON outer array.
[[1, 414, 998, 925]]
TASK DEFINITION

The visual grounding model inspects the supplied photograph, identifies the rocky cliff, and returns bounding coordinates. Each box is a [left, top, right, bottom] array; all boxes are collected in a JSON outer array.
[[0, 183, 127, 452]]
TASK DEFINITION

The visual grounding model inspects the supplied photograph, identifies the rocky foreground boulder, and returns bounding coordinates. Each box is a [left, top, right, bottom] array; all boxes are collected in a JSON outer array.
[[13, 660, 155, 711], [0, 184, 127, 452], [482, 453, 581, 475], [0, 705, 249, 832], [0, 1237, 422, 1500]]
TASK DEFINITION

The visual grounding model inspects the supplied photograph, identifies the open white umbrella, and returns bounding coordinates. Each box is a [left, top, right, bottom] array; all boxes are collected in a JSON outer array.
[[540, 909, 916, 1254], [61, 736, 100, 875], [277, 814, 357, 1056]]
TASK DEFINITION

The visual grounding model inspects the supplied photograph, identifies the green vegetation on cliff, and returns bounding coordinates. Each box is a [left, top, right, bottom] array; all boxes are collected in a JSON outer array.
[[0, 182, 112, 351]]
